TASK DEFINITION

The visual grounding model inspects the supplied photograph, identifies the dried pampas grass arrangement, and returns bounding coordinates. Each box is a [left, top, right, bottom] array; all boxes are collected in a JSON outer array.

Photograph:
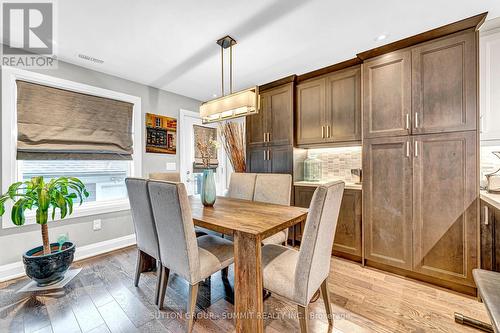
[[218, 122, 246, 172]]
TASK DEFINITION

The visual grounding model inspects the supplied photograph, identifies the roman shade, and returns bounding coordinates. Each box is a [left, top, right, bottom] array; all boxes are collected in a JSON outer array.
[[16, 80, 134, 160]]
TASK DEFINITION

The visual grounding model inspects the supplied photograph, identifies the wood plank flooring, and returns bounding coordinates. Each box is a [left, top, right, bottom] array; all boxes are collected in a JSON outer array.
[[0, 246, 490, 332]]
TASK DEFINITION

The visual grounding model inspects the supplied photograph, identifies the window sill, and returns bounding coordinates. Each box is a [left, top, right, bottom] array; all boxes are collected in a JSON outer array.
[[1, 199, 130, 229]]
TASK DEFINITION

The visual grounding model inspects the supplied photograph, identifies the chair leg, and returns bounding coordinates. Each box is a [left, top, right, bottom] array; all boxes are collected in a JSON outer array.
[[320, 279, 333, 327], [297, 305, 309, 333], [134, 249, 144, 287], [221, 267, 229, 279], [186, 283, 199, 333], [154, 261, 163, 305], [158, 266, 170, 310]]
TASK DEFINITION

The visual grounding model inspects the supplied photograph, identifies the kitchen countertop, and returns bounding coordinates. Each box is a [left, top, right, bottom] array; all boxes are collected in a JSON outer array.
[[481, 190, 500, 210], [294, 180, 362, 191]]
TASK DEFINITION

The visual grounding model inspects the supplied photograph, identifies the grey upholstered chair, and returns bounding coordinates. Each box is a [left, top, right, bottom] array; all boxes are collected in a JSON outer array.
[[147, 180, 234, 332], [254, 173, 292, 245], [226, 172, 257, 200], [149, 172, 181, 182], [261, 181, 345, 333], [125, 178, 163, 305]]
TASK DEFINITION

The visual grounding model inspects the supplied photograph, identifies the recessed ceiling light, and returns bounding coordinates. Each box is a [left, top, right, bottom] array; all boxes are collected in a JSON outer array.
[[374, 34, 388, 42], [212, 94, 218, 98]]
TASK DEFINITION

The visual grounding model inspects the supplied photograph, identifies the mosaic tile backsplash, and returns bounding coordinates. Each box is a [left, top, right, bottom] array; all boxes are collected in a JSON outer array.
[[305, 146, 362, 183]]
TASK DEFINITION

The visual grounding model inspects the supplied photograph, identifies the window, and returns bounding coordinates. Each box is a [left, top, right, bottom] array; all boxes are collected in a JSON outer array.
[[2, 67, 142, 227], [17, 160, 131, 202]]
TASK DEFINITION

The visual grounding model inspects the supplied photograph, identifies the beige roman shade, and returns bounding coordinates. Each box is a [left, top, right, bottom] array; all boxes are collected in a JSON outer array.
[[16, 80, 134, 160]]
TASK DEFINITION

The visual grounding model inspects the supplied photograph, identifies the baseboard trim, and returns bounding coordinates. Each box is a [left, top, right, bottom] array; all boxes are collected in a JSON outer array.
[[0, 234, 136, 282]]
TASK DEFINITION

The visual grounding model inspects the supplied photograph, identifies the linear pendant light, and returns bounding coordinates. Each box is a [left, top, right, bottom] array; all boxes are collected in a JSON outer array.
[[200, 35, 259, 124]]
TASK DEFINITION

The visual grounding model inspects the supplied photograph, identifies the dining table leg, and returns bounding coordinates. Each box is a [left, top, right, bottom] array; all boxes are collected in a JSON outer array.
[[233, 231, 264, 333]]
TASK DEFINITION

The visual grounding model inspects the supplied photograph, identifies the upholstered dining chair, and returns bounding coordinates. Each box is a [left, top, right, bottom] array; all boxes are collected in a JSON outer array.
[[261, 181, 345, 333], [125, 178, 163, 305], [253, 173, 292, 245], [226, 172, 257, 200], [149, 172, 181, 182], [147, 180, 234, 332]]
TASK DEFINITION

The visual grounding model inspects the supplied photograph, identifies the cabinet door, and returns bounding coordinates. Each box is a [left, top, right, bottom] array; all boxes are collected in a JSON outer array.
[[480, 29, 500, 141], [333, 189, 362, 259], [326, 66, 361, 143], [246, 95, 266, 147], [412, 132, 477, 286], [296, 78, 326, 145], [266, 84, 293, 146], [412, 30, 477, 134], [480, 201, 496, 270], [363, 136, 413, 270], [293, 186, 316, 242], [247, 147, 269, 173], [362, 50, 411, 138], [269, 145, 293, 174]]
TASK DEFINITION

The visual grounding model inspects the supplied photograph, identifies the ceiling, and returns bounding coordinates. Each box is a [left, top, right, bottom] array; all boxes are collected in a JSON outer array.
[[47, 1, 500, 101]]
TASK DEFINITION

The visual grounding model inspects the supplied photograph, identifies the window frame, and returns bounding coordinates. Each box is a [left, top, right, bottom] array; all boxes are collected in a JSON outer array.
[[1, 66, 142, 228]]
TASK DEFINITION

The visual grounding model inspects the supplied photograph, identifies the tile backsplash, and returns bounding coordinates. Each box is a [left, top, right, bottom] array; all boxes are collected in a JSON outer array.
[[481, 145, 500, 188], [295, 146, 362, 183]]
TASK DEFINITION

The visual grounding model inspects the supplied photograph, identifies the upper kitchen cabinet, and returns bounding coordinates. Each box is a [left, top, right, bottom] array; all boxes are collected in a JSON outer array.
[[326, 66, 361, 142], [296, 78, 327, 145], [412, 30, 477, 134], [246, 82, 294, 148], [296, 63, 361, 146], [362, 50, 412, 138], [480, 26, 500, 142]]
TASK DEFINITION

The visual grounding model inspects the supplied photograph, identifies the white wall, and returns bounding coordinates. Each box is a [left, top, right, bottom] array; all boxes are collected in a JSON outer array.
[[0, 60, 200, 268]]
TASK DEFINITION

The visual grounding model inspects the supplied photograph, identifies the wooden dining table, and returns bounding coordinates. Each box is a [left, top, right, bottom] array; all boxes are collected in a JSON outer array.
[[189, 195, 308, 333]]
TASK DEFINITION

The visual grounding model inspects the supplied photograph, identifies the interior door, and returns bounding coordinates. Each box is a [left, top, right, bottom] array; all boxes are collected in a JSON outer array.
[[362, 50, 411, 138], [296, 78, 326, 145], [179, 110, 227, 196], [326, 66, 361, 143], [266, 84, 293, 146], [412, 30, 476, 134], [412, 131, 477, 286], [363, 136, 413, 270]]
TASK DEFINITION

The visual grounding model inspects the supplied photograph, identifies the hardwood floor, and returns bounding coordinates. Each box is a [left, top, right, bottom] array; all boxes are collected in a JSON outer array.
[[0, 246, 490, 332]]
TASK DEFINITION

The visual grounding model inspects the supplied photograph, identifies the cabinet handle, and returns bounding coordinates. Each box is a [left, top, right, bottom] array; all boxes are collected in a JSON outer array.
[[327, 125, 331, 138], [406, 141, 410, 157], [414, 141, 418, 157], [263, 133, 267, 143], [321, 126, 325, 139], [267, 149, 271, 160], [406, 114, 410, 130], [415, 112, 419, 128], [485, 206, 489, 225], [267, 132, 271, 142], [263, 150, 267, 160]]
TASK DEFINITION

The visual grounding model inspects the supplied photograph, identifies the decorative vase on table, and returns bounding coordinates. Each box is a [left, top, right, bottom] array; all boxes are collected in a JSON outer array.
[[201, 169, 216, 207]]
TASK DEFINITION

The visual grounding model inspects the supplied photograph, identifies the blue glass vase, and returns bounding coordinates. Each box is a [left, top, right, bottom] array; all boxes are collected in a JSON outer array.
[[201, 169, 216, 207]]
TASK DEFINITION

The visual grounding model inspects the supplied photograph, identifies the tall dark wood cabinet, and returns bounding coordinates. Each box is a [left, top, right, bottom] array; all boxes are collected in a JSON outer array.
[[296, 65, 361, 147], [363, 136, 413, 270], [362, 28, 479, 293], [246, 82, 294, 174], [481, 200, 500, 271]]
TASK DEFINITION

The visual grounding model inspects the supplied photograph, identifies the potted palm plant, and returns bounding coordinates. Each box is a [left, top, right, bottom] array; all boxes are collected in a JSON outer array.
[[0, 176, 89, 286]]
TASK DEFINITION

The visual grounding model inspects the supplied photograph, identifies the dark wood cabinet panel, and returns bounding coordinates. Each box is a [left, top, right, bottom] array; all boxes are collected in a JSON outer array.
[[412, 30, 477, 134], [269, 145, 293, 174], [362, 50, 412, 138], [363, 136, 413, 270], [247, 147, 269, 173], [294, 186, 362, 259], [246, 95, 266, 148], [333, 189, 362, 260], [267, 84, 293, 146], [296, 79, 326, 145], [412, 131, 477, 286], [326, 66, 361, 143], [480, 201, 497, 271]]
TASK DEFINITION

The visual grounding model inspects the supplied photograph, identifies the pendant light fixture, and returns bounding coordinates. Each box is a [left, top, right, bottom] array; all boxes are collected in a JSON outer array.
[[200, 35, 259, 124]]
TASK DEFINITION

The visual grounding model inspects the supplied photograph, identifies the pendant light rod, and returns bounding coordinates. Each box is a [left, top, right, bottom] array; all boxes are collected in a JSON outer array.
[[216, 35, 237, 97]]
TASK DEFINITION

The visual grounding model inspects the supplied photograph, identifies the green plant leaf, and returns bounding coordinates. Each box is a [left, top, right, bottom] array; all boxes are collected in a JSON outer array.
[[0, 201, 5, 216], [38, 188, 50, 211], [36, 208, 48, 224], [7, 182, 23, 199], [11, 199, 26, 226]]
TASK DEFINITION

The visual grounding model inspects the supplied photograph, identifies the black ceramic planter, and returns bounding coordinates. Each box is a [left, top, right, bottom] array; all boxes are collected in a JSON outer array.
[[23, 242, 75, 286]]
